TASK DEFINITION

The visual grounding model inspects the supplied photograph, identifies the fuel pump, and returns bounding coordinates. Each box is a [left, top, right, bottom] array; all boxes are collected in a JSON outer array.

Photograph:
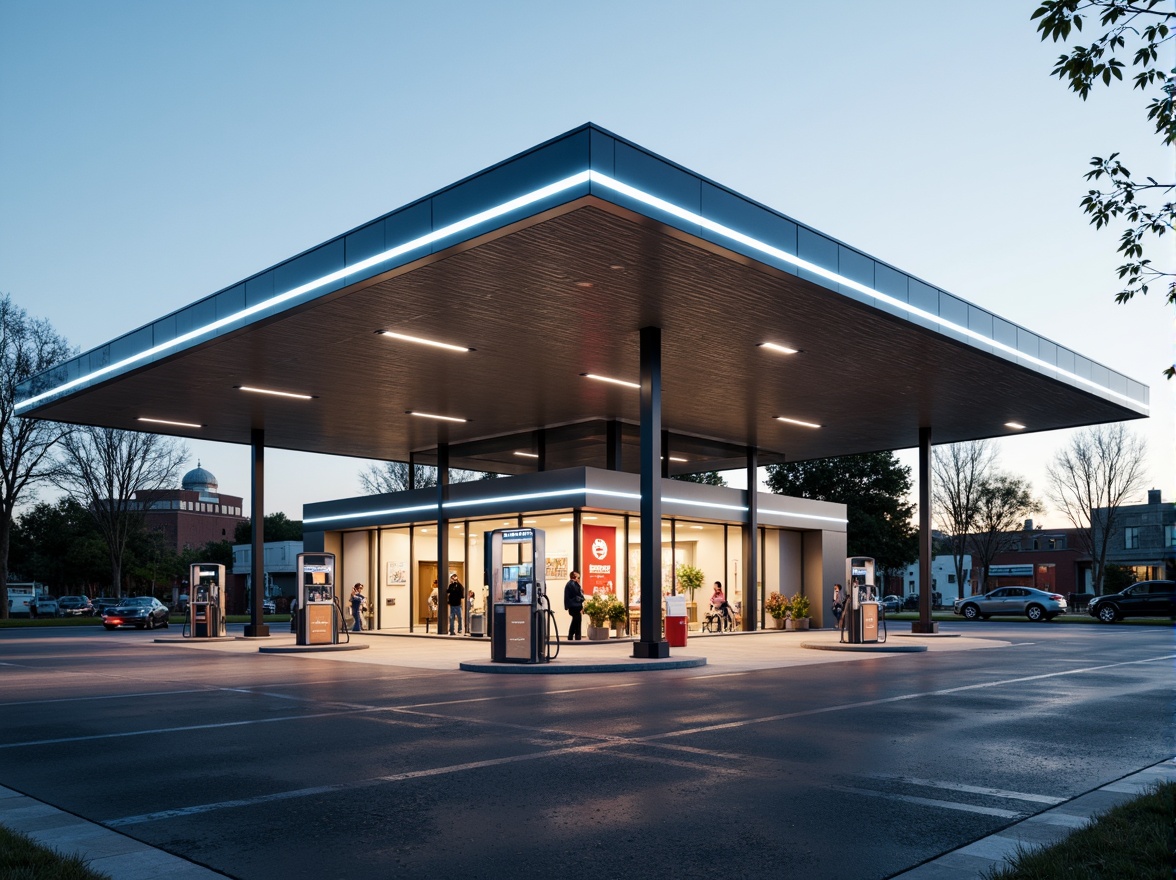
[[187, 563, 226, 638], [296, 552, 340, 646], [487, 528, 554, 663], [843, 556, 882, 644]]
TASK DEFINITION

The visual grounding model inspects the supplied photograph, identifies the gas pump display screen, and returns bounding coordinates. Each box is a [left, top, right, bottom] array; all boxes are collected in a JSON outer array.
[[502, 564, 533, 604], [303, 566, 334, 601]]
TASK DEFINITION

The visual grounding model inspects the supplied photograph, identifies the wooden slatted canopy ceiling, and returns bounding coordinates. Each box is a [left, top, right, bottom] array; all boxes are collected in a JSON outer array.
[[16, 125, 1148, 475]]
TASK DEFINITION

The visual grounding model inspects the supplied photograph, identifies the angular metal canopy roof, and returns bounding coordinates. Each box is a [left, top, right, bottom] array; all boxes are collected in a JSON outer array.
[[17, 124, 1148, 476]]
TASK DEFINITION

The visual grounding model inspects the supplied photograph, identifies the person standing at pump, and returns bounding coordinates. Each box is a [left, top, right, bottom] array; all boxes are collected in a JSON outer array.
[[350, 584, 365, 632], [564, 571, 584, 641], [446, 572, 464, 635], [832, 583, 844, 626]]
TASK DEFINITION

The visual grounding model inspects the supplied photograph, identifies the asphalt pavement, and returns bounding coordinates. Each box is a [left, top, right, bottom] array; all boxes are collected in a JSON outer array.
[[0, 621, 1171, 879]]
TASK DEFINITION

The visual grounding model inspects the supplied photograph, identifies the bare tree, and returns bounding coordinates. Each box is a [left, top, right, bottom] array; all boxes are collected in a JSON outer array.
[[0, 294, 74, 618], [932, 440, 998, 600], [53, 428, 188, 597], [359, 461, 493, 494], [1047, 423, 1148, 594], [969, 475, 1044, 594]]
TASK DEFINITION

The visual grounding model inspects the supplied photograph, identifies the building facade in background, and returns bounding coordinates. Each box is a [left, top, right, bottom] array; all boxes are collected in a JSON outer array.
[[134, 464, 247, 551]]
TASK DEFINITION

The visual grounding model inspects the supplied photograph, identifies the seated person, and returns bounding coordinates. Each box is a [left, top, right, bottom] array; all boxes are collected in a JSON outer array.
[[710, 581, 733, 624]]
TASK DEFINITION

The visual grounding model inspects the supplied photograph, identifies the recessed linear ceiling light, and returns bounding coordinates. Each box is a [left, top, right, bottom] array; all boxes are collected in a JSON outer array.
[[574, 281, 594, 288], [406, 410, 467, 423], [514, 451, 539, 459], [758, 342, 800, 355], [1005, 421, 1027, 430], [582, 373, 640, 389], [775, 415, 822, 429], [660, 455, 688, 463], [237, 385, 316, 400], [138, 417, 204, 429], [378, 330, 472, 353]]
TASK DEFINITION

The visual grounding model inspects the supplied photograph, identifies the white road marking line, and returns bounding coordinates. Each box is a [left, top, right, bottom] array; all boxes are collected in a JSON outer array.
[[866, 775, 1066, 804], [108, 740, 734, 827], [640, 654, 1176, 742], [0, 708, 383, 748], [0, 689, 211, 707], [832, 785, 1023, 818], [94, 654, 1176, 832]]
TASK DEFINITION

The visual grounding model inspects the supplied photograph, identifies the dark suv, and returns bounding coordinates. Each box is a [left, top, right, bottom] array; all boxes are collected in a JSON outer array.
[[1088, 580, 1175, 622]]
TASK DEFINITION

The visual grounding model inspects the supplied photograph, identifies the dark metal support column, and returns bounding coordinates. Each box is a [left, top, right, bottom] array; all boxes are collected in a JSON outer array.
[[437, 443, 449, 635], [913, 426, 938, 633], [743, 446, 758, 630], [661, 430, 670, 477], [536, 429, 546, 472], [573, 509, 582, 580], [634, 326, 669, 658], [606, 420, 622, 471], [245, 429, 269, 637], [408, 452, 416, 491]]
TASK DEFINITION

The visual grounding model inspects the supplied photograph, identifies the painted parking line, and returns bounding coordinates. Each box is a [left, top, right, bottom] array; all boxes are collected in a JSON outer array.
[[866, 775, 1066, 805], [831, 785, 1023, 819]]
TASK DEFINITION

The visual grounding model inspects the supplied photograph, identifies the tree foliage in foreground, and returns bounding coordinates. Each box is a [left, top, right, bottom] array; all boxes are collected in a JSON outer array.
[[969, 475, 1044, 593], [1046, 422, 1148, 593], [52, 427, 188, 596], [932, 440, 998, 600], [359, 461, 494, 494], [1033, 0, 1175, 377], [0, 293, 73, 617], [235, 511, 303, 544], [671, 471, 728, 486], [765, 452, 918, 577]]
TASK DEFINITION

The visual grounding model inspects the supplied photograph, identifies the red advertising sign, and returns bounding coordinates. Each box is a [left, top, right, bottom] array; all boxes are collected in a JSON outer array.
[[582, 524, 617, 594]]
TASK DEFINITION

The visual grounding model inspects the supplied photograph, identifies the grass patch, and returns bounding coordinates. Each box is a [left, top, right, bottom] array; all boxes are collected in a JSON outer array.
[[0, 824, 111, 880], [0, 617, 104, 629], [983, 780, 1176, 880]]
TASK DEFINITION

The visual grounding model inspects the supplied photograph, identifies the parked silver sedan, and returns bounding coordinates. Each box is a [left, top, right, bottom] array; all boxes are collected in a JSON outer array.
[[953, 587, 1068, 622]]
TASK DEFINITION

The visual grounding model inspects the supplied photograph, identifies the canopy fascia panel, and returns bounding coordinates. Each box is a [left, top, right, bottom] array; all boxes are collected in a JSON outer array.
[[15, 123, 1148, 470]]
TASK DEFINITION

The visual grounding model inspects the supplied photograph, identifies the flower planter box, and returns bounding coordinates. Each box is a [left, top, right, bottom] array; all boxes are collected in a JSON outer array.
[[766, 616, 785, 629], [786, 617, 810, 631]]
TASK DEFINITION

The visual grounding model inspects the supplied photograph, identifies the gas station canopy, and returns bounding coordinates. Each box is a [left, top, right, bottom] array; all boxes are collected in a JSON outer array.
[[16, 124, 1148, 473]]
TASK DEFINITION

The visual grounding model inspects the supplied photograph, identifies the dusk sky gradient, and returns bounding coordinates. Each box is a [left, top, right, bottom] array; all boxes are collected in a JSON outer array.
[[2, 1, 1171, 525]]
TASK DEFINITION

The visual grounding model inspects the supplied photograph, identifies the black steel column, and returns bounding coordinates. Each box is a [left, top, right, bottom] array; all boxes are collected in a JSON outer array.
[[661, 430, 670, 477], [536, 429, 546, 472], [573, 509, 582, 580], [913, 426, 938, 633], [245, 428, 269, 637], [408, 452, 416, 491], [437, 443, 449, 635], [606, 420, 622, 471], [742, 446, 758, 630], [634, 326, 669, 658]]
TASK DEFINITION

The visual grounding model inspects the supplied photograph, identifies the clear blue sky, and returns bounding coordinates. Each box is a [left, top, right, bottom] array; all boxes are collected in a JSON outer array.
[[2, 1, 1171, 524]]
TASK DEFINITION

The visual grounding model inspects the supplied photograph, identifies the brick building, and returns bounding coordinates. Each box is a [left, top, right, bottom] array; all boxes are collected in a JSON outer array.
[[133, 464, 248, 551]]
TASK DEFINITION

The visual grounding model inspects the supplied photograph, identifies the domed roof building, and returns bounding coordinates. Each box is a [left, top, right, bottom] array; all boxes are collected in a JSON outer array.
[[133, 462, 246, 552], [181, 463, 219, 494]]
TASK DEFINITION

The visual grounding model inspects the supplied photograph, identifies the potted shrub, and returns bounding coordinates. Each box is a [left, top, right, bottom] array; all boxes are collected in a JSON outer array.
[[605, 596, 628, 635], [582, 594, 614, 640], [764, 592, 789, 628], [786, 593, 811, 630], [676, 563, 705, 628]]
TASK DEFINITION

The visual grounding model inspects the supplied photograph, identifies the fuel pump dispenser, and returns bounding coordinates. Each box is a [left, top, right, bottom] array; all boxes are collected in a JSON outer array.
[[296, 552, 339, 646], [843, 556, 883, 644], [488, 528, 554, 663], [187, 563, 226, 638]]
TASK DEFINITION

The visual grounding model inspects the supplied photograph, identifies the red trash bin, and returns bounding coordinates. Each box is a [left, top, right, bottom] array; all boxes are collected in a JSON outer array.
[[666, 615, 687, 647]]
